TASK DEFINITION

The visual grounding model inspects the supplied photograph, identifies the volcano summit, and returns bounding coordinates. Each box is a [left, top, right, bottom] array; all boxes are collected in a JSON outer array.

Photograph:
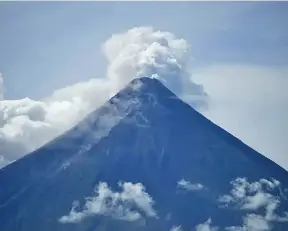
[[0, 77, 287, 231]]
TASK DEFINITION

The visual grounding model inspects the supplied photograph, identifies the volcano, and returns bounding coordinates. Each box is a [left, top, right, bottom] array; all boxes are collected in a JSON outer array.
[[0, 77, 287, 231]]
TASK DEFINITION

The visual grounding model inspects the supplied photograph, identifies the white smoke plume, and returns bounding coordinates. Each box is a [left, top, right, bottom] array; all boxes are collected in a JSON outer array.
[[0, 27, 206, 168], [105, 27, 192, 94]]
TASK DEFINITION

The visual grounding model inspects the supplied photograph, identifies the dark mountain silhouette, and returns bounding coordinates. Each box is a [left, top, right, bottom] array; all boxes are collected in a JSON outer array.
[[0, 77, 287, 231]]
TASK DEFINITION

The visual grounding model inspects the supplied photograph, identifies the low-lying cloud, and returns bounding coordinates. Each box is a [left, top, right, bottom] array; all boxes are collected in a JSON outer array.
[[0, 27, 207, 168], [170, 225, 183, 231], [226, 214, 271, 231], [219, 178, 288, 231], [59, 181, 156, 223], [195, 218, 218, 231]]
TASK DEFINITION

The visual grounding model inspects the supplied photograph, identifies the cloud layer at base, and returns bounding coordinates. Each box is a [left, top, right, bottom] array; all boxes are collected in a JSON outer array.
[[59, 181, 156, 223]]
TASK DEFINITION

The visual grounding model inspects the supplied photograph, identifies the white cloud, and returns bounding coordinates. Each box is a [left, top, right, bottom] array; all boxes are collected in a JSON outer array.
[[195, 218, 218, 231], [226, 214, 271, 231], [218, 178, 286, 215], [0, 155, 10, 169], [59, 181, 156, 224], [170, 225, 183, 231], [219, 178, 288, 231], [0, 27, 206, 168], [192, 64, 288, 170], [177, 179, 204, 191]]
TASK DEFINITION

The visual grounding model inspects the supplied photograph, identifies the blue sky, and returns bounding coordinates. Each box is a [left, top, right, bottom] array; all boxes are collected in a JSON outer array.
[[0, 2, 288, 170], [1, 2, 287, 99]]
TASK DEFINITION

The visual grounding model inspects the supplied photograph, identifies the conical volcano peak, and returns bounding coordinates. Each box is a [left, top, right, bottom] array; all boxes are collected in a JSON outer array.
[[106, 76, 181, 124], [1, 76, 288, 231], [115, 76, 177, 105], [123, 77, 163, 94], [130, 76, 160, 85]]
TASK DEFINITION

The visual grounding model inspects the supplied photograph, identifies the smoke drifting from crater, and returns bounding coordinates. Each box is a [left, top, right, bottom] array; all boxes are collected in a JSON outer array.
[[0, 27, 207, 168]]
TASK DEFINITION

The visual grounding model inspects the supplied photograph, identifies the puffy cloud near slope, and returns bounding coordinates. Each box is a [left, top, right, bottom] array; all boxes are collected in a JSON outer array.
[[170, 225, 183, 231], [195, 218, 219, 231], [226, 214, 271, 231], [0, 79, 110, 168], [0, 27, 206, 168], [59, 181, 156, 223], [219, 178, 288, 231]]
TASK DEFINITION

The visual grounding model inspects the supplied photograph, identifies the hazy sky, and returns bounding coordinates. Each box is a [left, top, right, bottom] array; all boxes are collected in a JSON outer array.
[[0, 2, 288, 169]]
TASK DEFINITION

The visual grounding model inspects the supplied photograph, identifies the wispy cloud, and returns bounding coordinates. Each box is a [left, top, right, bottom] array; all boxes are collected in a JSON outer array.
[[59, 181, 157, 224], [177, 179, 204, 191], [170, 225, 183, 231]]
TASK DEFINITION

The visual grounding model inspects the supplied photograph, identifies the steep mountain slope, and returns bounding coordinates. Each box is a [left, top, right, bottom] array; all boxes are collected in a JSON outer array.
[[0, 77, 287, 231]]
